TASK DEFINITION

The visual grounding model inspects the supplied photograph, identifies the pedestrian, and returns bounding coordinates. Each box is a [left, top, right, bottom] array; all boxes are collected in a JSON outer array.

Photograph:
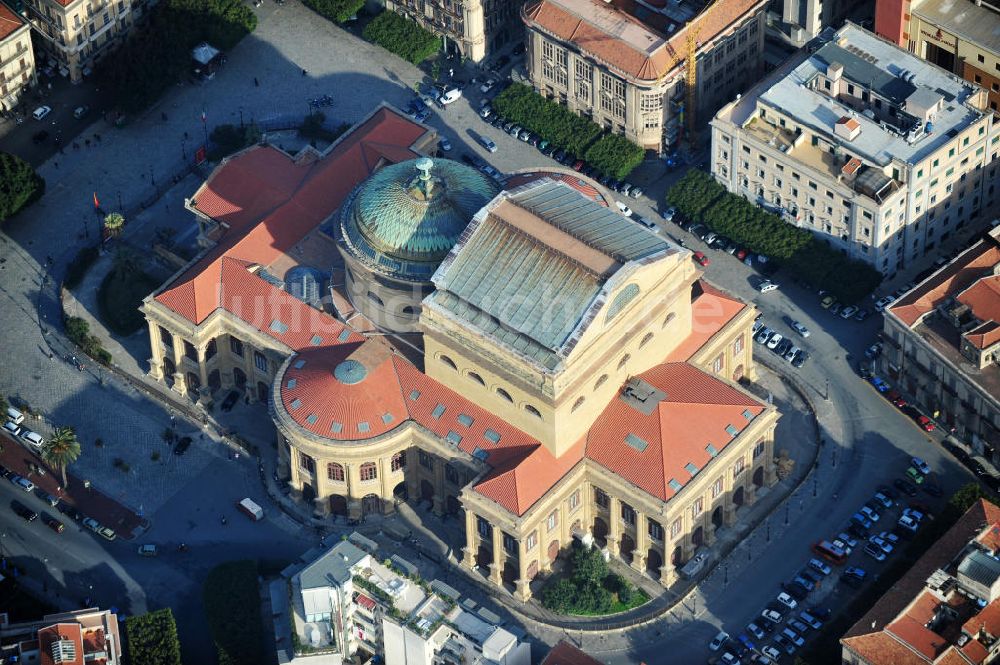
[[54, 161, 58, 169], [301, 68, 307, 76], [183, 131, 188, 140], [254, 77, 259, 87]]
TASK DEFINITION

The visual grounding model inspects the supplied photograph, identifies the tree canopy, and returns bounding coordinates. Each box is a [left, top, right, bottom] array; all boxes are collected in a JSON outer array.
[[41, 427, 81, 488], [125, 608, 182, 665], [362, 12, 439, 65], [303, 0, 365, 23], [0, 152, 45, 222]]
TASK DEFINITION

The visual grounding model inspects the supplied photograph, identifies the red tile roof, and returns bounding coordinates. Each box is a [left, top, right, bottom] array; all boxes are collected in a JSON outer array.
[[842, 500, 1000, 664], [965, 320, 1000, 351], [890, 237, 1000, 327], [585, 362, 764, 501], [957, 275, 1000, 347], [523, 0, 765, 81], [154, 107, 429, 326], [666, 280, 748, 362], [541, 640, 605, 665], [0, 3, 25, 42], [355, 593, 377, 611]]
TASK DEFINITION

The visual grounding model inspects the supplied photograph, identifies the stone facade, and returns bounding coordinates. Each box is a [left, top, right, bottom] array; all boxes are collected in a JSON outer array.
[[0, 5, 36, 112]]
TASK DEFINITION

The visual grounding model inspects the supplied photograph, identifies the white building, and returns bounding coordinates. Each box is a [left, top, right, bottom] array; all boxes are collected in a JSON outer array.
[[711, 23, 1000, 276], [280, 533, 529, 665]]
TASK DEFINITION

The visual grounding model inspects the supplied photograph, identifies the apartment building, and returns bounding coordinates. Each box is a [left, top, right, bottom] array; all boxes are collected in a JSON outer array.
[[842, 499, 1000, 664], [881, 225, 1000, 466], [0, 3, 35, 111], [711, 23, 999, 276], [876, 0, 1000, 114], [0, 608, 122, 664], [383, 0, 517, 62], [522, 0, 767, 153], [770, 0, 854, 47], [23, 0, 135, 83], [280, 535, 531, 665]]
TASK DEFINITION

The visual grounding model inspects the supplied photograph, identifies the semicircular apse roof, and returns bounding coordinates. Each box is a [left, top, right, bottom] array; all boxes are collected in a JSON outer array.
[[340, 157, 500, 281]]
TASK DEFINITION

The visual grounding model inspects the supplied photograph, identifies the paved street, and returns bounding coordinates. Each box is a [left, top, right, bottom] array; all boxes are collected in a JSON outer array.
[[0, 0, 988, 663]]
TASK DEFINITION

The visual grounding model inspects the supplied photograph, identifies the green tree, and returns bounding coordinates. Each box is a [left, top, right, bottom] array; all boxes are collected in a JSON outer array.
[[0, 152, 45, 222], [112, 247, 141, 280], [571, 544, 608, 585], [303, 0, 365, 22], [125, 608, 182, 665], [103, 212, 125, 237], [540, 577, 576, 613], [203, 561, 264, 665], [950, 482, 991, 514], [362, 12, 439, 65], [41, 426, 81, 488], [0, 395, 7, 416]]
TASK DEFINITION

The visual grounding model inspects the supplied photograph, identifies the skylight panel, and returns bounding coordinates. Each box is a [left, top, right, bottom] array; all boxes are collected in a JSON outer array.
[[269, 320, 288, 334], [306, 414, 318, 425], [484, 429, 501, 444], [331, 422, 343, 434], [446, 430, 463, 445], [410, 390, 421, 401], [358, 422, 370, 433], [742, 409, 755, 421], [310, 334, 323, 346], [432, 404, 446, 419], [725, 424, 739, 437], [338, 329, 351, 342], [668, 479, 682, 492], [706, 443, 719, 457], [685, 462, 699, 477], [458, 414, 474, 427], [625, 433, 649, 452], [382, 413, 394, 424], [290, 399, 302, 410], [293, 359, 306, 369], [287, 379, 297, 389], [473, 447, 489, 461]]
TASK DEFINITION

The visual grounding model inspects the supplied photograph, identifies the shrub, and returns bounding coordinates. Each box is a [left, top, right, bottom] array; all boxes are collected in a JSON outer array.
[[151, 451, 161, 461], [539, 542, 647, 615], [203, 561, 264, 665], [363, 12, 439, 65], [666, 169, 882, 303], [125, 608, 182, 665], [64, 316, 113, 365], [584, 134, 645, 180], [303, 0, 364, 22], [64, 245, 100, 290], [0, 152, 45, 222], [299, 113, 351, 143]]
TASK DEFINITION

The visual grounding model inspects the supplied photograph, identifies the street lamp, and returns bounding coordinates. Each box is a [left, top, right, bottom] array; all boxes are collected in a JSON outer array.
[[116, 190, 123, 215], [239, 106, 244, 128], [765, 518, 770, 543], [784, 504, 790, 526], [149, 165, 155, 187]]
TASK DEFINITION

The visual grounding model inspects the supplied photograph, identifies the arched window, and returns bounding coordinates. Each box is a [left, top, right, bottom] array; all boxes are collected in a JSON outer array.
[[496, 387, 513, 402], [617, 354, 631, 370], [639, 332, 654, 348], [605, 283, 640, 323], [594, 374, 608, 391], [367, 291, 385, 307], [327, 462, 345, 482], [662, 312, 676, 329], [468, 372, 486, 386], [525, 404, 542, 419], [391, 451, 405, 472], [440, 355, 457, 370], [571, 396, 585, 412], [360, 462, 378, 482]]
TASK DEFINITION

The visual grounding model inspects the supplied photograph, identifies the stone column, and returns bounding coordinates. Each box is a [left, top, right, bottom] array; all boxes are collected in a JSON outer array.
[[432, 461, 446, 516], [170, 335, 187, 396], [745, 482, 757, 506], [631, 511, 648, 574], [606, 495, 621, 557], [489, 527, 504, 586], [314, 496, 331, 517], [703, 513, 716, 546], [765, 433, 779, 485], [462, 510, 478, 570], [514, 539, 532, 602], [681, 535, 694, 561], [146, 320, 164, 380], [196, 345, 211, 405], [723, 501, 737, 527]]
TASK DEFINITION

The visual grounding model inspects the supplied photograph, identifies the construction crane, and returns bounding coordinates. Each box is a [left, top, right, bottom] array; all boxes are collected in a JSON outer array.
[[682, 0, 723, 151]]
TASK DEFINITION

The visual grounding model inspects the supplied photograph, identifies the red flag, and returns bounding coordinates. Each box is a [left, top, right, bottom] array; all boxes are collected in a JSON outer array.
[[93, 192, 100, 209]]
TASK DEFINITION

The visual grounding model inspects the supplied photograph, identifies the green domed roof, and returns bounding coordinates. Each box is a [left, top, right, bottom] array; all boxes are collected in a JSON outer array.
[[340, 158, 500, 280]]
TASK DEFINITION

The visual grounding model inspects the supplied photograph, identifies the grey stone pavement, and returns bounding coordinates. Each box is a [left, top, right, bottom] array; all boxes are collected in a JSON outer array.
[[0, 1, 981, 662]]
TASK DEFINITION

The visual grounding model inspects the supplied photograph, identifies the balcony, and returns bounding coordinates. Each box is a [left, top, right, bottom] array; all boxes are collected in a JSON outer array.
[[0, 45, 30, 71]]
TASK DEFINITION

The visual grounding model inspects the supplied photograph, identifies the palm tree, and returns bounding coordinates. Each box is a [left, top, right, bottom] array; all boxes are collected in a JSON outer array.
[[41, 426, 81, 488], [103, 212, 124, 237]]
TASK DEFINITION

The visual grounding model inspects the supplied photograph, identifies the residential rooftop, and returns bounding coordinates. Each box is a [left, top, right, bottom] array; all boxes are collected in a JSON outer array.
[[913, 0, 1000, 58], [842, 500, 1000, 664], [887, 226, 1000, 406], [732, 23, 987, 168]]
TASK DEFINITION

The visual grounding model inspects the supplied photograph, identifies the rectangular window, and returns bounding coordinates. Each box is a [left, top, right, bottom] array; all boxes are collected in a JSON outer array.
[[477, 516, 492, 539], [753, 440, 765, 459], [254, 350, 268, 373], [526, 530, 538, 550], [594, 487, 609, 508], [711, 477, 723, 499], [648, 519, 664, 542], [733, 334, 744, 355], [621, 503, 636, 526], [691, 497, 704, 519], [159, 326, 173, 350], [670, 517, 682, 539], [547, 510, 559, 532], [419, 450, 434, 470], [503, 533, 516, 554], [184, 341, 198, 361], [568, 490, 580, 512], [229, 336, 244, 357], [713, 354, 724, 374], [299, 452, 314, 473], [732, 457, 746, 478]]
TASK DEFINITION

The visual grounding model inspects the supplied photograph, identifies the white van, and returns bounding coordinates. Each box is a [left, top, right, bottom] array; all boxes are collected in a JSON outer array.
[[22, 431, 43, 448], [3, 421, 21, 437], [6, 407, 24, 425]]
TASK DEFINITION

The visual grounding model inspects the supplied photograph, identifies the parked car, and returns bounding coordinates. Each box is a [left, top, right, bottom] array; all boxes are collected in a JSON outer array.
[[859, 505, 880, 522], [138, 544, 158, 557], [854, 308, 872, 322], [174, 436, 193, 456], [799, 611, 823, 630], [873, 492, 894, 509], [73, 105, 89, 119], [439, 87, 462, 104], [792, 350, 809, 368], [42, 513, 64, 533], [840, 305, 859, 319], [820, 295, 836, 309], [709, 630, 730, 651], [755, 327, 774, 345], [693, 251, 710, 267], [865, 343, 883, 359], [906, 466, 925, 484], [32, 105, 51, 120], [478, 136, 498, 153], [760, 609, 783, 625], [15, 477, 35, 492], [757, 280, 779, 293], [870, 376, 890, 392], [791, 321, 811, 337], [863, 542, 887, 561], [766, 333, 784, 350], [874, 295, 896, 311], [438, 137, 452, 152], [480, 77, 498, 93], [894, 478, 918, 497], [746, 622, 766, 640], [916, 415, 935, 431], [11, 500, 37, 522], [807, 558, 832, 576], [781, 581, 809, 600], [83, 518, 117, 541], [615, 201, 633, 217], [776, 592, 798, 610], [661, 207, 677, 222]]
